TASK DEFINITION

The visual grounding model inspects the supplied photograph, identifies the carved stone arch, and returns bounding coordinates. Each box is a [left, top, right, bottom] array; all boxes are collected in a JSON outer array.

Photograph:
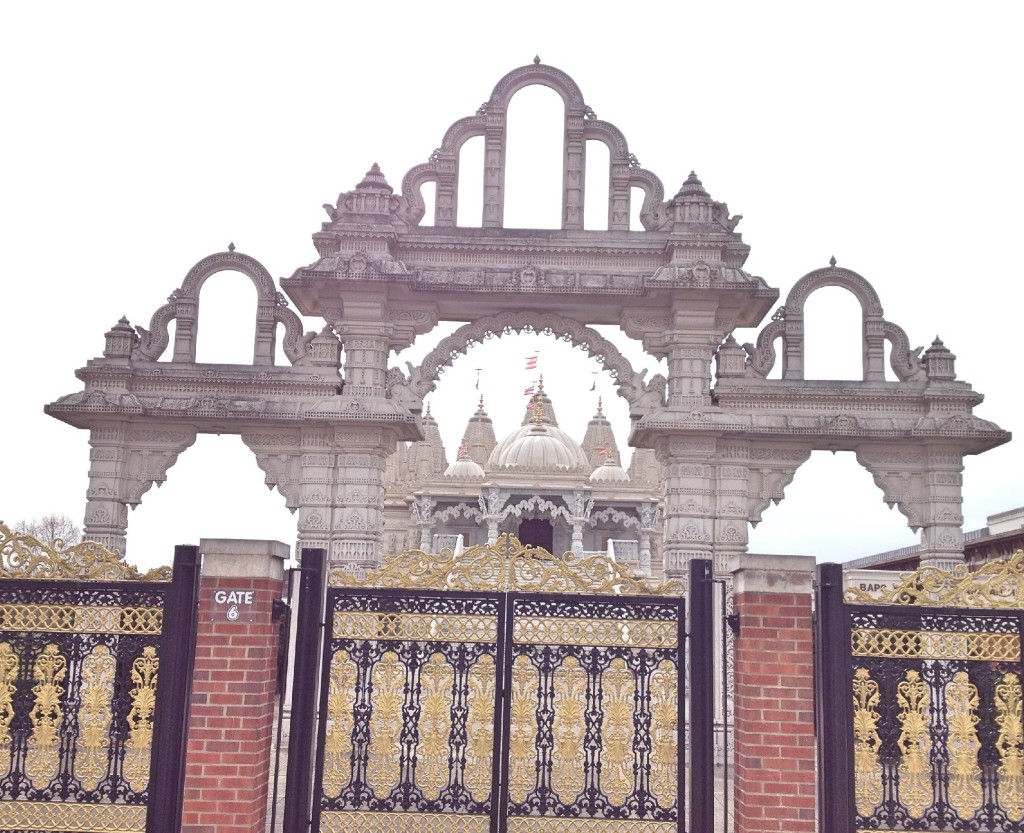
[[439, 114, 488, 154], [784, 265, 884, 316], [132, 249, 311, 366], [486, 63, 587, 112], [386, 311, 665, 416]]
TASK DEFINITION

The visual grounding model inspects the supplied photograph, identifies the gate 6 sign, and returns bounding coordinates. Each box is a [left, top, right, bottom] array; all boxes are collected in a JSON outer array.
[[211, 588, 256, 623]]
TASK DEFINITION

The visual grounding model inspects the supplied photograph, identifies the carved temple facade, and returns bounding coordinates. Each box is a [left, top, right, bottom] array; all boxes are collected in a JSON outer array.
[[46, 61, 1009, 577]]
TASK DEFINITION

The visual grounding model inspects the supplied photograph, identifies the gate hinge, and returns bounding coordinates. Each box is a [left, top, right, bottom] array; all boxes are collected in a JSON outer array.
[[726, 613, 740, 635], [272, 598, 289, 623]]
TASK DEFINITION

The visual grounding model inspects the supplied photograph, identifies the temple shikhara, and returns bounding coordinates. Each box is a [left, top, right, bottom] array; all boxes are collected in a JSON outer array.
[[45, 60, 1009, 578]]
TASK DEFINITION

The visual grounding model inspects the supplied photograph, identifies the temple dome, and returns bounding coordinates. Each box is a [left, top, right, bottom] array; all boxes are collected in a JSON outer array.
[[488, 422, 590, 471], [445, 445, 485, 479], [590, 458, 630, 484]]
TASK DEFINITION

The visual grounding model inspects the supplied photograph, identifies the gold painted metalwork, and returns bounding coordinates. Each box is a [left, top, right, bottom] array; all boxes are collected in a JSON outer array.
[[507, 655, 537, 802], [0, 642, 17, 746], [506, 819, 678, 832], [328, 534, 682, 596], [0, 800, 146, 832], [551, 657, 586, 801], [945, 671, 982, 818], [0, 521, 168, 581], [896, 670, 932, 818], [367, 651, 405, 794], [845, 548, 1024, 608], [75, 645, 116, 790], [417, 653, 453, 799], [513, 616, 677, 649], [333, 611, 497, 644], [600, 657, 636, 806], [648, 659, 677, 807], [464, 654, 495, 802], [852, 668, 883, 816], [0, 603, 163, 635], [26, 643, 66, 786], [320, 810, 489, 832], [123, 646, 158, 792], [851, 628, 1020, 662], [996, 672, 1024, 821], [322, 649, 357, 796]]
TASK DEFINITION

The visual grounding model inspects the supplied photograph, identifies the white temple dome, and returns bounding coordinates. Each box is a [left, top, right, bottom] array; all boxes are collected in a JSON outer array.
[[445, 445, 485, 479], [488, 423, 590, 472], [589, 457, 630, 483]]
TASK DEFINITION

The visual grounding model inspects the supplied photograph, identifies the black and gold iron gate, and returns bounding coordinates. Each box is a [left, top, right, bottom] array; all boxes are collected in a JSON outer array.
[[817, 555, 1024, 833], [0, 523, 200, 833], [285, 536, 715, 833]]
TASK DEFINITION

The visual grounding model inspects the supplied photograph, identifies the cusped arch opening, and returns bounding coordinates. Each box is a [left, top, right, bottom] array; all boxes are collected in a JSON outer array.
[[195, 270, 258, 365], [803, 286, 863, 380], [456, 134, 483, 227], [747, 450, 918, 559], [124, 434, 296, 570]]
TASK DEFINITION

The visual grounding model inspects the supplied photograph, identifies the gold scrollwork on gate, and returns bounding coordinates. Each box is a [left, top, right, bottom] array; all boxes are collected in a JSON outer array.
[[465, 654, 495, 802], [852, 668, 883, 816], [123, 647, 158, 792], [551, 657, 586, 801], [75, 645, 116, 790], [507, 655, 537, 802], [996, 672, 1024, 821], [896, 670, 932, 818], [845, 548, 1024, 608], [0, 800, 147, 832], [334, 611, 497, 643], [600, 658, 636, 806], [0, 642, 18, 746], [513, 616, 677, 649], [416, 653, 453, 799], [367, 651, 405, 795], [26, 643, 66, 786], [851, 628, 1020, 662], [328, 534, 682, 596], [506, 820, 677, 833], [320, 810, 489, 832], [322, 649, 357, 796], [648, 659, 677, 807], [945, 671, 982, 818], [0, 604, 163, 635], [0, 521, 168, 581]]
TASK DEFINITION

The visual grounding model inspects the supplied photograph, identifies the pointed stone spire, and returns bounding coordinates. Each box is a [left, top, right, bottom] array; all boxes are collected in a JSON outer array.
[[923, 336, 957, 381], [520, 375, 559, 425], [675, 171, 710, 199], [356, 162, 394, 194], [406, 404, 448, 485], [627, 448, 662, 491], [581, 397, 621, 471], [459, 396, 498, 467]]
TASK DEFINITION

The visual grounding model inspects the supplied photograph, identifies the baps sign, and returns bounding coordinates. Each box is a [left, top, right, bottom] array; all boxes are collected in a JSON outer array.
[[211, 588, 256, 622]]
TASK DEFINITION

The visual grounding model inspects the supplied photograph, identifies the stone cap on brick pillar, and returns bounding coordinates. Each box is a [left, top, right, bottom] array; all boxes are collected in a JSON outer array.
[[727, 552, 816, 595], [198, 538, 289, 580]]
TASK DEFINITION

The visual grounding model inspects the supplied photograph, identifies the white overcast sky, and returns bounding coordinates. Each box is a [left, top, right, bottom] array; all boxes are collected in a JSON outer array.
[[2, 2, 1021, 568]]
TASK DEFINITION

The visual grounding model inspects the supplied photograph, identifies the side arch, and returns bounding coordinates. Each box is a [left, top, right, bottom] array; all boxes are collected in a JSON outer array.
[[386, 312, 666, 416], [132, 249, 310, 366]]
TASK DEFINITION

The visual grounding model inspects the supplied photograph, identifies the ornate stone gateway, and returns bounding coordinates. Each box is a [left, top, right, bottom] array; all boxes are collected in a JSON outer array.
[[45, 60, 1009, 578], [0, 523, 199, 833], [816, 553, 1024, 832], [285, 537, 713, 832]]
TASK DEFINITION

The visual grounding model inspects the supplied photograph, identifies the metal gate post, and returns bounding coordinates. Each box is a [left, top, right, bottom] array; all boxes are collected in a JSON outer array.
[[283, 547, 327, 833], [815, 563, 854, 833], [690, 558, 714, 833], [146, 544, 201, 833]]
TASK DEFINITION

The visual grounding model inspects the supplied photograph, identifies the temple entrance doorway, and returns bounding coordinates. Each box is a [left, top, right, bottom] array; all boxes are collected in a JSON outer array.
[[517, 518, 553, 552]]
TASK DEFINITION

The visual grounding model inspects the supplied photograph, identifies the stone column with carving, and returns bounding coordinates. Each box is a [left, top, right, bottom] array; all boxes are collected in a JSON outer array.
[[919, 445, 967, 570], [567, 490, 592, 555], [479, 487, 506, 545], [84, 421, 197, 555], [412, 494, 436, 552], [713, 441, 753, 577], [656, 437, 717, 584], [637, 502, 658, 575]]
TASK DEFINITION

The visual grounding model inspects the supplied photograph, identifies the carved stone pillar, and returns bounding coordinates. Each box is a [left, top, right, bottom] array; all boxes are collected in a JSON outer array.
[[334, 318, 392, 398], [412, 495, 436, 552], [84, 421, 197, 555], [919, 445, 967, 570], [563, 112, 584, 230], [637, 502, 659, 575], [713, 441, 753, 577], [656, 437, 717, 584], [567, 489, 592, 555], [479, 487, 506, 544]]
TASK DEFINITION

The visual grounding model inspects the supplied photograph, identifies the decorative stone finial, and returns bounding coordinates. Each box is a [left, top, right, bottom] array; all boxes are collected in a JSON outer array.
[[533, 398, 545, 425], [356, 163, 394, 194], [597, 396, 603, 414], [457, 443, 470, 460], [923, 336, 957, 381], [533, 55, 541, 64], [103, 316, 137, 359], [228, 242, 235, 253], [537, 373, 545, 392], [675, 171, 710, 199], [829, 255, 837, 267], [478, 394, 485, 411]]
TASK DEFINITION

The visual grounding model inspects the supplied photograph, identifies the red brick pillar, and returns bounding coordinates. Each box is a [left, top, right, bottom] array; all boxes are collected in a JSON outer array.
[[730, 554, 817, 833], [181, 539, 288, 833]]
